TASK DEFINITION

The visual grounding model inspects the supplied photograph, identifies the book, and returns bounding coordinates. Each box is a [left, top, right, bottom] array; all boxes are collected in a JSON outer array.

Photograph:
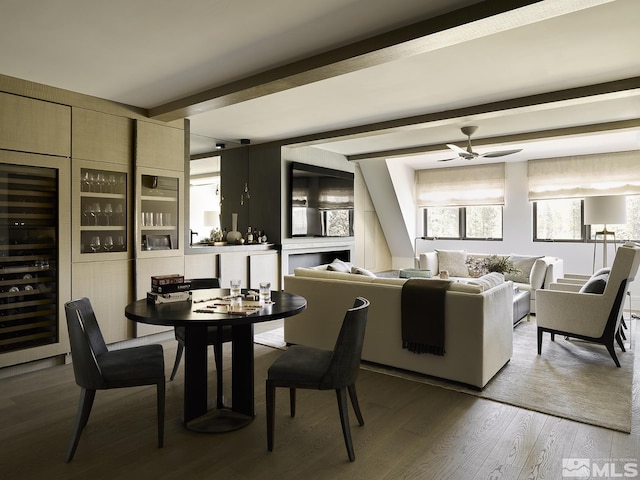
[[151, 281, 192, 294], [151, 274, 185, 287], [146, 291, 192, 304]]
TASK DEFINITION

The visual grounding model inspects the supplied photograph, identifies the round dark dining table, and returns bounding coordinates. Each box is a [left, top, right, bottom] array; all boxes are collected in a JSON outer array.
[[125, 288, 306, 433]]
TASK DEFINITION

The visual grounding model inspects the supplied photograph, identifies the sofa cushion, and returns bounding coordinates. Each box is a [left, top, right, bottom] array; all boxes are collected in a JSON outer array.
[[435, 249, 468, 277], [351, 266, 377, 277], [293, 267, 376, 283], [579, 272, 609, 294], [529, 258, 549, 290], [504, 255, 543, 284], [327, 258, 352, 273]]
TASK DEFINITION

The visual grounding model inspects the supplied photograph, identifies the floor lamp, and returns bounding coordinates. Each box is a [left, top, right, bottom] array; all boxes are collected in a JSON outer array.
[[584, 195, 627, 272]]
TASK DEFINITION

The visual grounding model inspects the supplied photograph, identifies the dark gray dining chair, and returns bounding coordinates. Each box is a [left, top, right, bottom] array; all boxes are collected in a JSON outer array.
[[64, 298, 165, 462], [169, 278, 232, 408], [266, 296, 370, 461]]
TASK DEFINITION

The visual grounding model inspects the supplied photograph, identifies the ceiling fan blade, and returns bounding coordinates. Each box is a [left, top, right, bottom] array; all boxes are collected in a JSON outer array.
[[480, 149, 523, 158], [446, 143, 467, 154]]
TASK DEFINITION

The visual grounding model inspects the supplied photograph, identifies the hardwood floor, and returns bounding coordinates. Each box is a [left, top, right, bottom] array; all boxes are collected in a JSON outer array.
[[1, 332, 638, 480]]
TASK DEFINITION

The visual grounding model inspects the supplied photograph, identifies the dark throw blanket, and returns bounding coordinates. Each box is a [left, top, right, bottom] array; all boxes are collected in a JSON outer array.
[[401, 278, 452, 355]]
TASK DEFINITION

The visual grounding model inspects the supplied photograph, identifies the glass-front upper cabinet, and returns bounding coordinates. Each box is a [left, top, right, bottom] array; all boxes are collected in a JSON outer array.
[[136, 170, 182, 255], [73, 161, 129, 261]]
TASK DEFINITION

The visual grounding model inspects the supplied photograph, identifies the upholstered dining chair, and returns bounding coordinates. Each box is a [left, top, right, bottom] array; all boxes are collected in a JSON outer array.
[[169, 278, 232, 408], [64, 298, 165, 462], [266, 296, 370, 461], [536, 242, 640, 367]]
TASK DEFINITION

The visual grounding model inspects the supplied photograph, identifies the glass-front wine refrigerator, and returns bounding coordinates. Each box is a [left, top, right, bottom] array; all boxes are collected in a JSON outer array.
[[0, 162, 60, 354]]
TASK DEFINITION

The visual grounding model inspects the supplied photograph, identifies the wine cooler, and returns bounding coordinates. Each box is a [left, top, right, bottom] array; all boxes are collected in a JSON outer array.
[[0, 163, 59, 354]]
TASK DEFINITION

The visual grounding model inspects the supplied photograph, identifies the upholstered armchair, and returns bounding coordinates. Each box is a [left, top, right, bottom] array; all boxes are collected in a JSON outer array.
[[536, 242, 640, 367]]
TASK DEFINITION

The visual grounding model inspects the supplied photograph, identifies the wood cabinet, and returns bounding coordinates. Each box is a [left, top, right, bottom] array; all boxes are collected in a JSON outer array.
[[0, 151, 71, 368], [135, 121, 185, 171]]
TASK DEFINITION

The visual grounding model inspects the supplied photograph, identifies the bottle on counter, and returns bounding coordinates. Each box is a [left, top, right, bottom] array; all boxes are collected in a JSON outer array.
[[247, 226, 254, 244]]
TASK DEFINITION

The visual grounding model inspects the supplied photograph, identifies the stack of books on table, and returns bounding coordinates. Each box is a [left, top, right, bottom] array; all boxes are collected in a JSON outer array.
[[147, 274, 192, 304]]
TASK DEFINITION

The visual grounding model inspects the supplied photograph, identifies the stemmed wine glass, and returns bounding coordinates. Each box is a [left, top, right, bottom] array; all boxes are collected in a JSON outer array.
[[103, 203, 113, 226], [82, 202, 94, 226], [103, 236, 114, 252], [96, 173, 106, 193], [116, 235, 126, 251], [89, 236, 101, 253], [81, 171, 91, 192], [93, 203, 101, 226]]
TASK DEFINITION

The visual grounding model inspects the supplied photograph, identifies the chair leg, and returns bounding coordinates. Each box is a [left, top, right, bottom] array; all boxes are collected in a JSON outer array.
[[616, 331, 626, 352], [289, 388, 296, 417], [336, 387, 355, 461], [606, 341, 621, 367], [213, 340, 224, 409], [66, 388, 96, 462], [537, 327, 543, 355], [156, 380, 165, 448], [266, 381, 275, 452], [347, 384, 364, 426], [169, 344, 184, 381]]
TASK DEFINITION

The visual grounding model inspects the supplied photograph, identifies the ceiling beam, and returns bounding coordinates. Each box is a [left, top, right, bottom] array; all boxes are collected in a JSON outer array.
[[148, 0, 589, 122], [282, 76, 640, 151]]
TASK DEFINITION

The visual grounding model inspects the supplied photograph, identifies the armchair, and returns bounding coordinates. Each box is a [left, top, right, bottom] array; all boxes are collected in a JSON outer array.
[[536, 243, 640, 367]]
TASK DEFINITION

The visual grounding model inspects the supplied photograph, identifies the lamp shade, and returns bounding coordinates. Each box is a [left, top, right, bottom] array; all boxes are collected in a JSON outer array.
[[203, 210, 220, 229], [584, 195, 627, 225]]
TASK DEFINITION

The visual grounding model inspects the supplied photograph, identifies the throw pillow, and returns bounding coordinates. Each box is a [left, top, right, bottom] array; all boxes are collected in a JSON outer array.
[[579, 273, 609, 294], [435, 249, 468, 277], [327, 258, 351, 273], [351, 266, 377, 277], [467, 272, 505, 291], [528, 259, 548, 290], [504, 255, 543, 284]]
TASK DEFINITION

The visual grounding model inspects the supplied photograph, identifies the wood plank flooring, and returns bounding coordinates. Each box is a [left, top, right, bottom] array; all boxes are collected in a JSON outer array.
[[1, 334, 638, 480]]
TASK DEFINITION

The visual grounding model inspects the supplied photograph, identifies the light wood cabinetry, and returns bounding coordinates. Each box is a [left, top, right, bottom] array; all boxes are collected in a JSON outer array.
[[0, 92, 70, 157], [71, 109, 133, 165], [136, 121, 185, 170]]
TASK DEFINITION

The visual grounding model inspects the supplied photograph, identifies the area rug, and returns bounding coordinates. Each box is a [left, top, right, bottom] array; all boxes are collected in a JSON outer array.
[[365, 320, 636, 433], [254, 327, 287, 349], [254, 322, 636, 432]]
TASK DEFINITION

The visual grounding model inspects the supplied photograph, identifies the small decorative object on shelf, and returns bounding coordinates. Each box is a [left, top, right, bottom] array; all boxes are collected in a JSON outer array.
[[227, 212, 243, 244]]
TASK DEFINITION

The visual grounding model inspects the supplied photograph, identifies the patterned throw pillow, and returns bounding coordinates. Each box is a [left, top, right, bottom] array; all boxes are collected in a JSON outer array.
[[327, 258, 352, 273], [466, 255, 488, 278]]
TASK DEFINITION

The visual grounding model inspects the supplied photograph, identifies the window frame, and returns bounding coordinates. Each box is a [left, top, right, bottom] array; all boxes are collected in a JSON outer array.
[[423, 205, 503, 241]]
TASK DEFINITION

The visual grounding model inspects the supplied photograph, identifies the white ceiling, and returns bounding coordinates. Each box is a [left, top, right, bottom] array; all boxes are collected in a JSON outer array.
[[2, 0, 639, 169]]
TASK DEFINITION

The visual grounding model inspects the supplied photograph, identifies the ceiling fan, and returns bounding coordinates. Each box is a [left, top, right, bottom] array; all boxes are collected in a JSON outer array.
[[440, 126, 522, 162]]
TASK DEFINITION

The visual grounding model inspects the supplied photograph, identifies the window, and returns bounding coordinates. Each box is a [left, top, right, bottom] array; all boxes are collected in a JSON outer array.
[[424, 205, 502, 239], [465, 205, 503, 239], [534, 198, 583, 241]]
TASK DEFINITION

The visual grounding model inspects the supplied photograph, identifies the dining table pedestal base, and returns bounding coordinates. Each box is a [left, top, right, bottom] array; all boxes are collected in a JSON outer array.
[[185, 408, 253, 433]]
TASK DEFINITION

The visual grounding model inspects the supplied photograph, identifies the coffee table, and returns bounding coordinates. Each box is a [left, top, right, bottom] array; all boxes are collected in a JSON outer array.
[[513, 289, 530, 326]]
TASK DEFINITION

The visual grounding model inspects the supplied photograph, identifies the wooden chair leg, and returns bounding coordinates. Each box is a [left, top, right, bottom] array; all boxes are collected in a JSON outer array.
[[336, 387, 355, 461], [213, 340, 224, 409], [266, 381, 275, 452], [66, 388, 96, 462], [169, 344, 184, 381], [537, 327, 543, 355], [347, 384, 364, 426], [289, 388, 296, 417], [157, 380, 165, 448], [606, 341, 621, 367]]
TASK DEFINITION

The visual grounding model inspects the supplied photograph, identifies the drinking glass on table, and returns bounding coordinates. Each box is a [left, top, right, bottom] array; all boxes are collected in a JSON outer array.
[[230, 279, 241, 297], [89, 236, 101, 253], [259, 282, 271, 303]]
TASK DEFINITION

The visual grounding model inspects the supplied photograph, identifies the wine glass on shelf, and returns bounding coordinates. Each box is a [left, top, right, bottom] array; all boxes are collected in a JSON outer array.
[[103, 203, 113, 226], [96, 173, 106, 193], [81, 171, 91, 192], [116, 174, 125, 194], [116, 235, 126, 251], [89, 172, 97, 192], [82, 202, 93, 226], [114, 204, 124, 225], [103, 236, 114, 252], [106, 174, 116, 194], [89, 236, 101, 253], [93, 203, 101, 226]]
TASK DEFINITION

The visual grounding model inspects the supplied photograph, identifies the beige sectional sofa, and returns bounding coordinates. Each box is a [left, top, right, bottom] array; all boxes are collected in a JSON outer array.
[[417, 251, 564, 314], [284, 266, 514, 389]]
